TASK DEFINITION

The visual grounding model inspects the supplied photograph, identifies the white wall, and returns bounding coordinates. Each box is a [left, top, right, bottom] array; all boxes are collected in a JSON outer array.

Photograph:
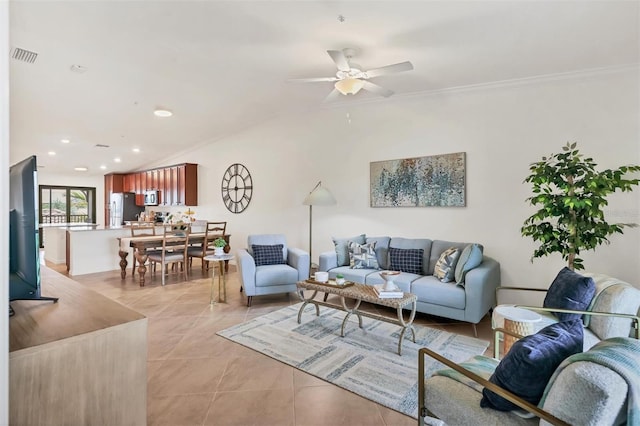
[[150, 67, 640, 289], [38, 172, 104, 225]]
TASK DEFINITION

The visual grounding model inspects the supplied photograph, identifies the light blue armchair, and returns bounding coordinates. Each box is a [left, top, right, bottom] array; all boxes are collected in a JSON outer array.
[[237, 234, 310, 306]]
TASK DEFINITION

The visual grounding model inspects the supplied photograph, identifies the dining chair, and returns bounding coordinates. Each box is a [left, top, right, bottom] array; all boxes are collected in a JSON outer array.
[[147, 224, 191, 286], [129, 222, 157, 275], [187, 221, 227, 271]]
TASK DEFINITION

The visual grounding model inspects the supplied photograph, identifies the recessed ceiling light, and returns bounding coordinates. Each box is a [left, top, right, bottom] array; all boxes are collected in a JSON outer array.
[[60, 139, 70, 144], [48, 151, 56, 156], [100, 165, 107, 170], [132, 148, 140, 153], [70, 64, 87, 73], [153, 108, 173, 117], [114, 157, 121, 163], [74, 167, 88, 172]]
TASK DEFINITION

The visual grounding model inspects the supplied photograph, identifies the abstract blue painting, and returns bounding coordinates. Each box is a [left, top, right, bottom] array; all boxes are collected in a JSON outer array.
[[370, 152, 466, 207]]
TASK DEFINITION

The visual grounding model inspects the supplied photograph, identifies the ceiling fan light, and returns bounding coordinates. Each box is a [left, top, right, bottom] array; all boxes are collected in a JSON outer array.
[[335, 78, 364, 95], [153, 108, 173, 117]]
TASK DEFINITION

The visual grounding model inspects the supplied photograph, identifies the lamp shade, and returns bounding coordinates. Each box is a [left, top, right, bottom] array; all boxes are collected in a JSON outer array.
[[334, 78, 365, 96], [303, 183, 337, 206]]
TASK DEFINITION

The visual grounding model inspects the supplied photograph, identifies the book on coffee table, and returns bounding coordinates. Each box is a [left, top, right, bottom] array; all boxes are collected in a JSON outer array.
[[373, 283, 404, 298]]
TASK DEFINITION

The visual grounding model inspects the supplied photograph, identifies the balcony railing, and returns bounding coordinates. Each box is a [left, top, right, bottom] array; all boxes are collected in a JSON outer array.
[[41, 214, 89, 224]]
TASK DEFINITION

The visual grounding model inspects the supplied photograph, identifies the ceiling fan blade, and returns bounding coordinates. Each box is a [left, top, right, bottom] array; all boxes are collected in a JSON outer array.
[[364, 61, 414, 78], [362, 81, 394, 98], [323, 88, 342, 103], [327, 50, 350, 72], [288, 77, 338, 83]]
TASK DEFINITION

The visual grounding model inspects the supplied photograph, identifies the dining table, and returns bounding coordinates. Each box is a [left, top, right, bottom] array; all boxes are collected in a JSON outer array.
[[117, 233, 231, 286]]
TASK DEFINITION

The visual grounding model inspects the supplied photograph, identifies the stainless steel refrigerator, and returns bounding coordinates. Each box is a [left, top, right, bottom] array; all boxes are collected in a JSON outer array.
[[109, 192, 144, 226]]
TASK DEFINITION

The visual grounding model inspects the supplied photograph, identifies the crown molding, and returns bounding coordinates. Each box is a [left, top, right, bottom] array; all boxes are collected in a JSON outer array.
[[321, 63, 640, 109]]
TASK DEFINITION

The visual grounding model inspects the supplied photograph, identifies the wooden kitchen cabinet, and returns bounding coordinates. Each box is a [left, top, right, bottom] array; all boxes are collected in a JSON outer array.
[[145, 170, 154, 190], [176, 165, 186, 205], [140, 172, 147, 193], [134, 172, 145, 206], [105, 163, 198, 210], [134, 173, 142, 195], [179, 163, 198, 206], [104, 174, 124, 198], [170, 167, 178, 205], [150, 169, 158, 190], [124, 174, 135, 193], [162, 168, 172, 205], [156, 169, 165, 205]]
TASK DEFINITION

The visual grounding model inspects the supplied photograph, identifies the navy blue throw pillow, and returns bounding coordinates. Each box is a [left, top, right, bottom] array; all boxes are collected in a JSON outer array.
[[543, 267, 596, 321], [480, 319, 583, 411], [252, 244, 286, 266], [389, 247, 424, 275]]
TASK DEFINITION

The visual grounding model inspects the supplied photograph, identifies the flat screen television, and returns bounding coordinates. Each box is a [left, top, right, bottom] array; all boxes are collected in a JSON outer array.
[[9, 155, 57, 306]]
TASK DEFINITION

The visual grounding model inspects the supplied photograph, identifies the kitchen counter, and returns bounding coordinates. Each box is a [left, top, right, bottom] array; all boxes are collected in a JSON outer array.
[[60, 221, 208, 276], [67, 227, 133, 275], [40, 222, 99, 228]]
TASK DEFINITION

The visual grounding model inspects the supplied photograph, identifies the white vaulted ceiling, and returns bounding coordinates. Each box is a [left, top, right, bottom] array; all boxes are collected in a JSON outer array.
[[9, 1, 639, 175]]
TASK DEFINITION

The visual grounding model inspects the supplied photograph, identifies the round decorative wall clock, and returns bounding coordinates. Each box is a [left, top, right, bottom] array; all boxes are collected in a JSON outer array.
[[221, 163, 253, 213]]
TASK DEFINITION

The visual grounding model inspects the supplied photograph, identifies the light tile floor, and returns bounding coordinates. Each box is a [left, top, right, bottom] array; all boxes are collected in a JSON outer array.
[[48, 260, 494, 426]]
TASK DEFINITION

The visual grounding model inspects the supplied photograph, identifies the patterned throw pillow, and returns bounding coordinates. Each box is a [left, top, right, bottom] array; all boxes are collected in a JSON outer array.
[[434, 247, 461, 283], [332, 234, 366, 266], [389, 247, 424, 275], [252, 244, 286, 266], [349, 241, 379, 269]]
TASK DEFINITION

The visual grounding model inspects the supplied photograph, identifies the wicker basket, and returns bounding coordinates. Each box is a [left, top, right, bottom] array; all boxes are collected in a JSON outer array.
[[503, 318, 535, 353]]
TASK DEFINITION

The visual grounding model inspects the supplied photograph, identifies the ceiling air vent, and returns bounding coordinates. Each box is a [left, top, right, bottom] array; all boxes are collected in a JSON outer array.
[[95, 144, 110, 148], [11, 47, 38, 64]]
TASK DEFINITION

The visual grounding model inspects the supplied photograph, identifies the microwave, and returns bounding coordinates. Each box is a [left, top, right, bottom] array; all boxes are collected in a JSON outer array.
[[144, 190, 159, 206]]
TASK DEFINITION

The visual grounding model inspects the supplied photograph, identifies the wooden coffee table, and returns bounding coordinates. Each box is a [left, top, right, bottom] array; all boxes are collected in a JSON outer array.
[[296, 280, 418, 355]]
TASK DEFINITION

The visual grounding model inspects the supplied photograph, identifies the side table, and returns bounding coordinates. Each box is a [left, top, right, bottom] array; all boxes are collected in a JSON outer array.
[[204, 254, 234, 304], [493, 305, 542, 356]]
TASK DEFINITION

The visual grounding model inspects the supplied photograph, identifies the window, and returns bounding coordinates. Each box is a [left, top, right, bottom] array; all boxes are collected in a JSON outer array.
[[40, 185, 96, 224]]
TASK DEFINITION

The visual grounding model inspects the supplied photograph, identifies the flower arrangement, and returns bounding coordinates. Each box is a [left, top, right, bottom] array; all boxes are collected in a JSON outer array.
[[165, 210, 195, 228]]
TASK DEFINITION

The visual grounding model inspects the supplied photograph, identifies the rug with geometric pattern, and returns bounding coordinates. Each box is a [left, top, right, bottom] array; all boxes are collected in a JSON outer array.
[[218, 303, 489, 418]]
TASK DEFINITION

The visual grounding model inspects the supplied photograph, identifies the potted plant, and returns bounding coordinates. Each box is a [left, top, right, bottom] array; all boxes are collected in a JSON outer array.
[[213, 237, 227, 256], [521, 142, 640, 270]]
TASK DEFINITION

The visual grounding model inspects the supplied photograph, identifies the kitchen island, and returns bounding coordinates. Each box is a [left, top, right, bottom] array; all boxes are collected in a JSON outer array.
[[63, 221, 212, 277], [42, 223, 99, 265], [67, 226, 134, 275]]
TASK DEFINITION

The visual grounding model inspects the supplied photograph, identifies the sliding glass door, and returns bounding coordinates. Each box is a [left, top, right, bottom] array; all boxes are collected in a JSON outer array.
[[39, 186, 96, 224]]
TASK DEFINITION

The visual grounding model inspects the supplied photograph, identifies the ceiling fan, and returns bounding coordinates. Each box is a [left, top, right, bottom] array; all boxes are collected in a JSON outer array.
[[289, 48, 414, 102]]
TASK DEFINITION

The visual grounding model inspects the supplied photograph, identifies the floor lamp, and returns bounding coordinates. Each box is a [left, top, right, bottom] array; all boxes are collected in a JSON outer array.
[[303, 181, 336, 269]]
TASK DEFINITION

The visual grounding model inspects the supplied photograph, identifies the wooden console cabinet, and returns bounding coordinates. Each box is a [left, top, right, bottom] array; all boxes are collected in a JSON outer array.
[[9, 267, 147, 425]]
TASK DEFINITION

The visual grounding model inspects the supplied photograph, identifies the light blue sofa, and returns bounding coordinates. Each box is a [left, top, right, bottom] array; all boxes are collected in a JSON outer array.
[[319, 237, 501, 333]]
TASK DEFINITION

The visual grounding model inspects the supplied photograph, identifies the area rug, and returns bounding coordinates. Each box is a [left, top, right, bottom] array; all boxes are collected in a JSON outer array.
[[217, 303, 489, 418]]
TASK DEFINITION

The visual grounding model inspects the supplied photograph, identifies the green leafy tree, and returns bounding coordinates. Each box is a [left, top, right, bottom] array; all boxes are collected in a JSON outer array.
[[521, 142, 640, 271]]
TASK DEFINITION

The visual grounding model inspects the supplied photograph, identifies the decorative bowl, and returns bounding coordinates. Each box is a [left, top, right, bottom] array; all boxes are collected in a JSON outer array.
[[379, 270, 401, 290]]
